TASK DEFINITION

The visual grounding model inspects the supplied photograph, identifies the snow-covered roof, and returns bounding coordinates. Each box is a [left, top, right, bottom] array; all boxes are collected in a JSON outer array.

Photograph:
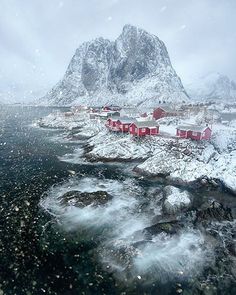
[[104, 105, 121, 108], [100, 111, 120, 117], [177, 124, 210, 132], [133, 120, 159, 128], [117, 117, 136, 124], [155, 106, 176, 112]]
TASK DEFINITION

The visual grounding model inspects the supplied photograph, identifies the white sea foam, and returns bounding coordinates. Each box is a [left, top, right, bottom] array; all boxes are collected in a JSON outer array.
[[58, 147, 85, 164], [133, 231, 210, 280], [40, 177, 148, 232], [40, 176, 214, 282]]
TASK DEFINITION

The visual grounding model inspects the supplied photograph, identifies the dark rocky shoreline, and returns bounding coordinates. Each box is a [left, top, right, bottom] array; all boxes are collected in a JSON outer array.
[[37, 116, 236, 294]]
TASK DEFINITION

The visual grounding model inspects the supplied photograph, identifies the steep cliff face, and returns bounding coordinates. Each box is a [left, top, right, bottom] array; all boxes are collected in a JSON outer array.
[[186, 73, 236, 101], [43, 25, 189, 106]]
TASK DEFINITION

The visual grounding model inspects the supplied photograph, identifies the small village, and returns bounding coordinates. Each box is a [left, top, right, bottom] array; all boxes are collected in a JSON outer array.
[[64, 104, 213, 141], [38, 102, 235, 196]]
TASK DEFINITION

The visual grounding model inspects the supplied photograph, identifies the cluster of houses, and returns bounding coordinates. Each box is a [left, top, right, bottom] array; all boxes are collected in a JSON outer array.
[[64, 104, 212, 141], [103, 106, 212, 140], [106, 117, 160, 136]]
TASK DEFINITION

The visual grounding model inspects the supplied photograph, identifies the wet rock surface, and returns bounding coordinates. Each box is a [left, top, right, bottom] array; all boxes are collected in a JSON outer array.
[[59, 190, 113, 208], [143, 220, 183, 237], [195, 200, 233, 223], [30, 107, 236, 294], [162, 185, 192, 214]]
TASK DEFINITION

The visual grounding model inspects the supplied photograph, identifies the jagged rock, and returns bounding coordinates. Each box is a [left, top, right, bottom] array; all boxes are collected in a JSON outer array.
[[42, 24, 189, 106], [162, 186, 192, 214], [195, 200, 233, 223], [59, 190, 113, 208], [143, 220, 183, 237]]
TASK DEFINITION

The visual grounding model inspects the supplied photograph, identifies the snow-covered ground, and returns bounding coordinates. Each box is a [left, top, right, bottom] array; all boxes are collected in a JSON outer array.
[[222, 108, 236, 114], [38, 111, 88, 130], [38, 111, 236, 194], [37, 109, 236, 290]]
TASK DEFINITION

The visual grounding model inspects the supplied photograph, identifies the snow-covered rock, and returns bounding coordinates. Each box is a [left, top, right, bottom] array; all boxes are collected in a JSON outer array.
[[136, 145, 236, 194], [211, 124, 236, 153], [42, 24, 189, 107], [162, 186, 192, 214], [87, 132, 155, 161], [186, 72, 236, 101], [38, 111, 236, 194], [38, 111, 88, 130]]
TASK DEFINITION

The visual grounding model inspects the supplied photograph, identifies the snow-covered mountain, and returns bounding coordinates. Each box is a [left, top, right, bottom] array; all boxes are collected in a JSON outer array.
[[186, 73, 236, 102], [42, 24, 189, 106]]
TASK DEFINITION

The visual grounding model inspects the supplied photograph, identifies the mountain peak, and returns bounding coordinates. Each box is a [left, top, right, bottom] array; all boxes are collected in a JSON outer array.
[[186, 72, 236, 101], [42, 26, 189, 106], [121, 24, 152, 38], [122, 24, 140, 33]]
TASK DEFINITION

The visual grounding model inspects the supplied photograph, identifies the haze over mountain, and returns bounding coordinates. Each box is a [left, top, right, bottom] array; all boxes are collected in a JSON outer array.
[[1, 0, 236, 104], [42, 25, 189, 106], [186, 73, 236, 102]]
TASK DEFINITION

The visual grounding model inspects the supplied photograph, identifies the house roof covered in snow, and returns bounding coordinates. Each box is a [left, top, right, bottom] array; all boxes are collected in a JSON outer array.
[[133, 120, 159, 128], [100, 111, 120, 117], [155, 106, 176, 112], [177, 124, 210, 132], [117, 117, 136, 124]]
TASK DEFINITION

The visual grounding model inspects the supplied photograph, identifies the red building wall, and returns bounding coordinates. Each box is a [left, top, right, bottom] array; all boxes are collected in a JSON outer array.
[[129, 123, 138, 135], [129, 124, 147, 136], [112, 120, 117, 127], [107, 119, 118, 127], [106, 118, 112, 127], [138, 127, 148, 136], [148, 127, 159, 135], [120, 123, 130, 133], [129, 124, 159, 136], [176, 129, 187, 138], [176, 127, 212, 140], [189, 131, 201, 140], [201, 127, 212, 140], [153, 108, 166, 120]]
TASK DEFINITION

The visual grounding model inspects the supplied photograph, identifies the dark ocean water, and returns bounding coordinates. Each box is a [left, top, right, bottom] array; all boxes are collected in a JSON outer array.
[[0, 106, 155, 294], [0, 105, 235, 295]]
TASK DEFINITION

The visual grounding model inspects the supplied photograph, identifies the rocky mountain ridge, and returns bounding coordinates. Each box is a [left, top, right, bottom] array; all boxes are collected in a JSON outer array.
[[186, 72, 236, 102], [42, 24, 189, 106]]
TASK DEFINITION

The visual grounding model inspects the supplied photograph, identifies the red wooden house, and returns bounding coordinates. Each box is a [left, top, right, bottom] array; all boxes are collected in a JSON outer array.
[[106, 117, 134, 132], [105, 117, 120, 132], [116, 118, 134, 133], [129, 121, 159, 136], [106, 117, 117, 128], [153, 106, 179, 120], [176, 124, 212, 140]]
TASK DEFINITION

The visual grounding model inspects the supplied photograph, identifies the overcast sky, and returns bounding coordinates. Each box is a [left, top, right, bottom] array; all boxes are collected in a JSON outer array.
[[0, 0, 236, 102]]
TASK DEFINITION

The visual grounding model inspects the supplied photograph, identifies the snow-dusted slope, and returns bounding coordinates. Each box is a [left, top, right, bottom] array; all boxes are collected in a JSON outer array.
[[37, 111, 236, 194], [186, 73, 236, 101], [42, 24, 189, 107]]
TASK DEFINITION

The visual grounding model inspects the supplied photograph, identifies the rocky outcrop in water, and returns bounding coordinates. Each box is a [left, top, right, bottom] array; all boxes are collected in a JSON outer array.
[[195, 200, 233, 223], [59, 190, 113, 208], [162, 186, 192, 214], [42, 24, 189, 106], [143, 220, 183, 237]]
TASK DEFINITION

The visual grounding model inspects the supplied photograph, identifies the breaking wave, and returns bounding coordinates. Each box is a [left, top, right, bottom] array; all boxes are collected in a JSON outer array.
[[58, 147, 85, 164], [40, 176, 214, 283]]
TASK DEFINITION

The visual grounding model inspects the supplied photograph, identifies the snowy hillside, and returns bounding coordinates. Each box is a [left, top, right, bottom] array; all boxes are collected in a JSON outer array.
[[42, 25, 189, 107], [186, 72, 236, 101]]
